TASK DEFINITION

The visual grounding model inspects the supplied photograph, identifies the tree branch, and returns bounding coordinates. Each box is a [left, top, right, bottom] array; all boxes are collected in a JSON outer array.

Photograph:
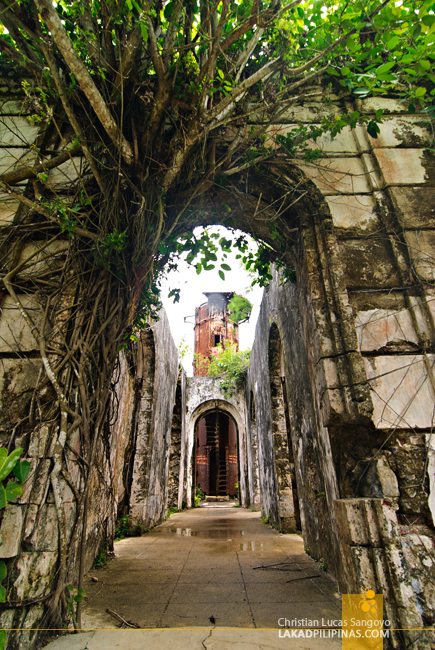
[[0, 144, 81, 186], [0, 181, 99, 242], [34, 0, 134, 165], [219, 0, 302, 54], [40, 43, 105, 193], [162, 0, 184, 68], [0, 35, 42, 75]]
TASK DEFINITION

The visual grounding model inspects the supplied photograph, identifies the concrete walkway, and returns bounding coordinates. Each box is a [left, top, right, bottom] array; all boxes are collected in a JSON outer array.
[[43, 507, 342, 649]]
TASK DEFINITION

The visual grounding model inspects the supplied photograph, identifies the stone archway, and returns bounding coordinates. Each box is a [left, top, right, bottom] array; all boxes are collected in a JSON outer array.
[[184, 395, 246, 508]]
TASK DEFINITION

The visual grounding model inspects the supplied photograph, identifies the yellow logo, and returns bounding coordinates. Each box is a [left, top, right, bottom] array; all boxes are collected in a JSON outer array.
[[342, 590, 385, 650], [359, 589, 378, 614]]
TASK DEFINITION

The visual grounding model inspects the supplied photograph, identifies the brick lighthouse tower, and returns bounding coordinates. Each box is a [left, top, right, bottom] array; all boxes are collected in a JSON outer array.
[[193, 292, 239, 377]]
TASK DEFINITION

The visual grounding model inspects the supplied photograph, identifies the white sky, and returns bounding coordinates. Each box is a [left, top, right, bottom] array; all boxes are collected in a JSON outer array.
[[160, 226, 264, 376]]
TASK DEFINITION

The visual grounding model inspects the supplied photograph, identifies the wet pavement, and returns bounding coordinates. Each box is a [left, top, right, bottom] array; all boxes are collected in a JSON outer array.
[[43, 506, 343, 649]]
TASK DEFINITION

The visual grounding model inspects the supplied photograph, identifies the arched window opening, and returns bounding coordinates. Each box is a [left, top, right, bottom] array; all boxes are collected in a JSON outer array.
[[195, 410, 238, 497]]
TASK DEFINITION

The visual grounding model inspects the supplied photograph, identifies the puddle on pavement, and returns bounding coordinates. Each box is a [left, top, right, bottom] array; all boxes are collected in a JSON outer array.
[[158, 527, 250, 538]]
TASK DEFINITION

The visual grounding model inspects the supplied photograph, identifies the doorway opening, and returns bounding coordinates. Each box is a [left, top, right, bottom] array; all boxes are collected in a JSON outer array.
[[195, 410, 238, 497]]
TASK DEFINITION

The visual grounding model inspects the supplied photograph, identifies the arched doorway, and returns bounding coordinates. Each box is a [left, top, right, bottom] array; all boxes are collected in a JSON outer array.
[[195, 410, 238, 497]]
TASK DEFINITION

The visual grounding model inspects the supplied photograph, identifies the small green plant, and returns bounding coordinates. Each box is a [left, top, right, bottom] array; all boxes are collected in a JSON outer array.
[[0, 448, 31, 650], [227, 294, 252, 324], [114, 515, 130, 541], [315, 491, 326, 502], [166, 505, 179, 519], [206, 341, 251, 396], [319, 558, 327, 572], [304, 546, 311, 556], [67, 584, 86, 620], [261, 513, 270, 525], [177, 337, 191, 362], [93, 545, 108, 568], [194, 485, 205, 507]]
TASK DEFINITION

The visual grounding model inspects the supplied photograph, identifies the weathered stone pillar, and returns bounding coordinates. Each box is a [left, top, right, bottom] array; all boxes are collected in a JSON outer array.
[[335, 498, 432, 649]]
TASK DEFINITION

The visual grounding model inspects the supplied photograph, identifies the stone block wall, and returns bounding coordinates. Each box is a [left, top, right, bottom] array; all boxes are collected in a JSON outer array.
[[242, 94, 435, 638], [128, 313, 180, 531]]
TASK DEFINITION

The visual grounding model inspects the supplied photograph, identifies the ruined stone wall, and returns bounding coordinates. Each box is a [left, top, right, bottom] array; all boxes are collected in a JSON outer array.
[[0, 74, 138, 647], [244, 96, 435, 647], [128, 311, 180, 531]]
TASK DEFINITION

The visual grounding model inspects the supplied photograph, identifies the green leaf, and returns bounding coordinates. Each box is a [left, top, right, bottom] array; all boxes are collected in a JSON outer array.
[[413, 25, 422, 40], [0, 448, 23, 482], [0, 485, 5, 510], [387, 35, 399, 49], [196, 263, 202, 275], [126, 0, 132, 9], [0, 628, 6, 650], [164, 1, 173, 19], [419, 59, 431, 71], [221, 264, 231, 271], [217, 69, 224, 79], [140, 21, 148, 42], [218, 270, 225, 281], [341, 67, 351, 76], [297, 6, 304, 17], [422, 15, 435, 27], [415, 87, 427, 97], [13, 460, 31, 483], [376, 61, 395, 75], [158, 242, 167, 254], [367, 120, 380, 138], [0, 585, 5, 603], [5, 481, 22, 502], [0, 561, 6, 581]]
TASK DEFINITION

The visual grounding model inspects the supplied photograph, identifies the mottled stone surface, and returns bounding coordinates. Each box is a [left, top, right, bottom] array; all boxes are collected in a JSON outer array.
[[364, 355, 435, 429], [129, 311, 180, 531]]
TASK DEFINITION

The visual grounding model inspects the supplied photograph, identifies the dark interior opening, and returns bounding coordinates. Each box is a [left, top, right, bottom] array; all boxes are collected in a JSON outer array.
[[195, 411, 238, 496]]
